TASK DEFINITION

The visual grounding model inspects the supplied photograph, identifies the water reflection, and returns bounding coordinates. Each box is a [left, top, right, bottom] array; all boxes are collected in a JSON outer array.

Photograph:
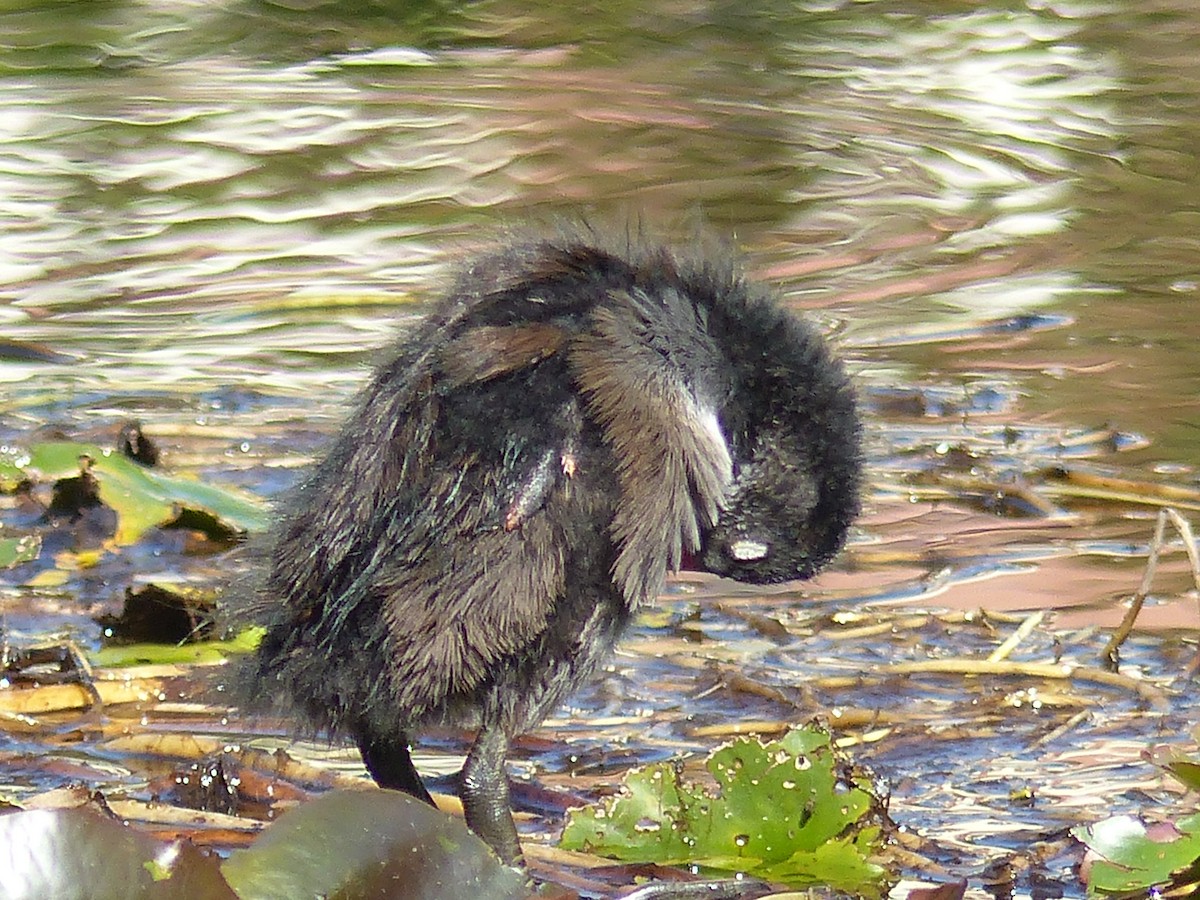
[[3, 0, 1200, 893], [8, 0, 1187, 441]]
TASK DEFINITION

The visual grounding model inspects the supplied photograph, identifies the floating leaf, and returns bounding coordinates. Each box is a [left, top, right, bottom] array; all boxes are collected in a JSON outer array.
[[90, 626, 265, 668], [1148, 744, 1200, 793], [23, 568, 70, 588], [10, 441, 269, 545], [0, 445, 27, 491], [0, 534, 40, 569], [561, 724, 888, 895], [1074, 814, 1200, 894], [1168, 761, 1200, 794], [0, 805, 237, 900], [221, 789, 530, 900]]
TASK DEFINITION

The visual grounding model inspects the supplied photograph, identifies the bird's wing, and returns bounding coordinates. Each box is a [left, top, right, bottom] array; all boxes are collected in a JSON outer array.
[[569, 287, 733, 602], [325, 318, 585, 717]]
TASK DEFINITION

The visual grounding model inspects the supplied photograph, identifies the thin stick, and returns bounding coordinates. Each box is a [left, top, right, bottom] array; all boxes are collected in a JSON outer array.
[[1103, 509, 1167, 670], [989, 610, 1045, 663], [883, 658, 1169, 710], [1104, 508, 1200, 673]]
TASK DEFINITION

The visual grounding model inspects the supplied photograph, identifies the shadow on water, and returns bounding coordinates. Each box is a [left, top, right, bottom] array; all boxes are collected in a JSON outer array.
[[2, 0, 1200, 896]]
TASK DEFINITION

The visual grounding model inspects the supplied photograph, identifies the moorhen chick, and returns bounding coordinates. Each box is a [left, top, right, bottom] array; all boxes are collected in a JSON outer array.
[[245, 230, 862, 866]]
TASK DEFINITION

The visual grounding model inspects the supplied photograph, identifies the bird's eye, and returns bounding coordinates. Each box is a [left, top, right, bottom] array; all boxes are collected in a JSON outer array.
[[728, 538, 769, 561]]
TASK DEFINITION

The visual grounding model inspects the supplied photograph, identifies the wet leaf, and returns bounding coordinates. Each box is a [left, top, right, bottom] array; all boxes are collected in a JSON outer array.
[[0, 446, 25, 491], [12, 441, 268, 545], [0, 674, 157, 716], [1074, 814, 1200, 894], [0, 534, 40, 569], [221, 788, 530, 900], [560, 724, 888, 895], [1168, 761, 1200, 794], [89, 626, 264, 668], [22, 567, 71, 588], [1147, 744, 1200, 793], [0, 805, 237, 900]]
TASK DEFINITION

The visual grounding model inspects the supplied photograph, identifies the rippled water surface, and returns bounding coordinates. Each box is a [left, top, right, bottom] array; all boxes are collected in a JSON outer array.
[[3, 0, 1200, 895]]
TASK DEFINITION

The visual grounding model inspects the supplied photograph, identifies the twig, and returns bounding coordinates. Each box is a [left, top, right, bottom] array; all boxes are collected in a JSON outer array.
[[988, 611, 1045, 663], [1103, 508, 1200, 672], [881, 658, 1169, 710]]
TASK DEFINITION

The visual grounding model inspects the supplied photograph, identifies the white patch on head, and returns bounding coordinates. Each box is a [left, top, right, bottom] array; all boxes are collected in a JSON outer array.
[[729, 538, 769, 561]]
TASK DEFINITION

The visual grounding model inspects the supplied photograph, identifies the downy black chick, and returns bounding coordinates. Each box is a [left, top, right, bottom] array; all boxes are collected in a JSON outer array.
[[245, 231, 862, 865]]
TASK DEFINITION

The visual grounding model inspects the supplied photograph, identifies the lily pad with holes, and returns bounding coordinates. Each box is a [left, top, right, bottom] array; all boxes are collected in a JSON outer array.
[[560, 724, 889, 895]]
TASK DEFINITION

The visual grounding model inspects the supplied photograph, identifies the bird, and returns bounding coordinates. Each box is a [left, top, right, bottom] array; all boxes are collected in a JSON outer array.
[[243, 228, 863, 867]]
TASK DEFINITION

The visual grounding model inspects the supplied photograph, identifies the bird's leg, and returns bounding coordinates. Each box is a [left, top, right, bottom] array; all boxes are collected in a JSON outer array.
[[356, 728, 435, 806], [460, 721, 522, 866]]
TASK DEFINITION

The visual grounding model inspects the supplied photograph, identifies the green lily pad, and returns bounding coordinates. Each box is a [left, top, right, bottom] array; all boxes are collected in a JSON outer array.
[[561, 724, 888, 895], [8, 441, 269, 545], [0, 534, 41, 569], [1074, 814, 1200, 894], [221, 789, 530, 900], [0, 790, 529, 900], [0, 805, 237, 900]]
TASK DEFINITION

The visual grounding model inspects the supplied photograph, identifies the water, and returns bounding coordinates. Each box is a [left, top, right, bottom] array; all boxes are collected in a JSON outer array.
[[3, 0, 1200, 895]]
